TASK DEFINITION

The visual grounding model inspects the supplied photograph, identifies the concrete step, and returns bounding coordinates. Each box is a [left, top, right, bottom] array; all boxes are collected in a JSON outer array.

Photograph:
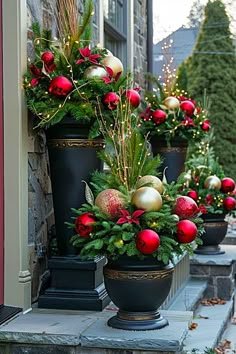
[[183, 298, 234, 353], [221, 311, 236, 352], [0, 277, 208, 354], [166, 277, 208, 312]]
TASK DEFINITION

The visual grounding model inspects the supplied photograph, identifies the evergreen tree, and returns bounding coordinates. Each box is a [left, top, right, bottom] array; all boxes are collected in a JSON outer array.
[[186, 0, 236, 179], [187, 0, 205, 28]]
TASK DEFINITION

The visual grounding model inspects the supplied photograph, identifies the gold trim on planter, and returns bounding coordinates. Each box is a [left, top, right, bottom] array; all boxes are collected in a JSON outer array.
[[104, 267, 174, 280], [47, 138, 104, 148], [118, 310, 160, 321], [203, 221, 228, 227], [159, 146, 188, 153]]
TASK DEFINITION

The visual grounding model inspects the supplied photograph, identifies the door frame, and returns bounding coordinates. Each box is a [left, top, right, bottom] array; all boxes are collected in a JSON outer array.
[[2, 0, 31, 310], [0, 0, 3, 305]]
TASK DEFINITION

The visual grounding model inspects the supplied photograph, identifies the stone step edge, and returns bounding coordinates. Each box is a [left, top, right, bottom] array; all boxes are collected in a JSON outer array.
[[184, 298, 234, 352], [166, 277, 208, 312]]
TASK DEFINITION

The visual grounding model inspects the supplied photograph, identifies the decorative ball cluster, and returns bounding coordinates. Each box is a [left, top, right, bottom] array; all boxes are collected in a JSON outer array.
[[74, 175, 199, 256]]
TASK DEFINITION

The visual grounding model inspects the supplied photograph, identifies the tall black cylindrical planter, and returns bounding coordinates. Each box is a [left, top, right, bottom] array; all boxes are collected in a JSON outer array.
[[38, 117, 110, 311], [46, 118, 104, 256], [194, 213, 228, 255], [150, 137, 188, 183], [103, 256, 174, 330]]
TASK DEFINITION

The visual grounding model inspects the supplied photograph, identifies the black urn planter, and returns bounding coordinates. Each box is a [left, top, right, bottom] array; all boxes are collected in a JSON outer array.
[[38, 117, 110, 311], [194, 213, 228, 255], [103, 256, 174, 330], [150, 136, 188, 183]]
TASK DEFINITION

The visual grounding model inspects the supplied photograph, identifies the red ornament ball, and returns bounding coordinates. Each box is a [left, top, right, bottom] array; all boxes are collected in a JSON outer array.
[[95, 189, 125, 218], [41, 51, 54, 64], [187, 190, 198, 201], [125, 89, 141, 108], [49, 76, 73, 98], [180, 100, 195, 116], [173, 196, 199, 219], [221, 177, 236, 193], [201, 120, 210, 131], [176, 219, 198, 243], [135, 229, 160, 254], [223, 196, 236, 211], [151, 110, 167, 125], [103, 92, 120, 110], [75, 213, 96, 238]]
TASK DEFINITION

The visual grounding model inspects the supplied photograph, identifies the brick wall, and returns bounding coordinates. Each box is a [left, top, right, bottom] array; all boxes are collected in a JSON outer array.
[[26, 0, 149, 302]]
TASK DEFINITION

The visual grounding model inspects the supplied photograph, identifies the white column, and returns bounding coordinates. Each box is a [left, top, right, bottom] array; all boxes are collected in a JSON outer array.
[[2, 0, 31, 311]]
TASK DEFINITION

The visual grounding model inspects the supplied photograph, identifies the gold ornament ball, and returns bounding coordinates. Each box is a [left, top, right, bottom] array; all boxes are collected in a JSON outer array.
[[204, 175, 221, 190], [131, 187, 162, 212], [164, 96, 180, 110], [101, 55, 124, 77], [83, 65, 108, 79], [136, 175, 164, 194]]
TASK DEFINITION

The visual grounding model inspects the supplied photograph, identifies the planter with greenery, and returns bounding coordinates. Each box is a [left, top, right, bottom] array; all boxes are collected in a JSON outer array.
[[67, 101, 204, 329], [139, 77, 211, 182], [182, 135, 236, 254]]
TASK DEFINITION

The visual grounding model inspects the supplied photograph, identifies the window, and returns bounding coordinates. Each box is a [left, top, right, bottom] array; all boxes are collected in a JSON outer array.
[[103, 0, 127, 68]]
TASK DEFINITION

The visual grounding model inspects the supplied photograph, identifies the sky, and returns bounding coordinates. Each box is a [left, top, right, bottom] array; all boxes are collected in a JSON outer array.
[[153, 0, 235, 44]]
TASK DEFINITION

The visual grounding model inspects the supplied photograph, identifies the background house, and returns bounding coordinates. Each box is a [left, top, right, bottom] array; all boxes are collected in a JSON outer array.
[[153, 26, 199, 80]]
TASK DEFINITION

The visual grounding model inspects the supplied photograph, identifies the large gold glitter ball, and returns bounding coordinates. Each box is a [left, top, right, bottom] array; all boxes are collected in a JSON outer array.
[[136, 175, 164, 194], [131, 187, 162, 212], [163, 96, 180, 110], [101, 55, 124, 77], [204, 175, 221, 190], [83, 65, 108, 79]]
